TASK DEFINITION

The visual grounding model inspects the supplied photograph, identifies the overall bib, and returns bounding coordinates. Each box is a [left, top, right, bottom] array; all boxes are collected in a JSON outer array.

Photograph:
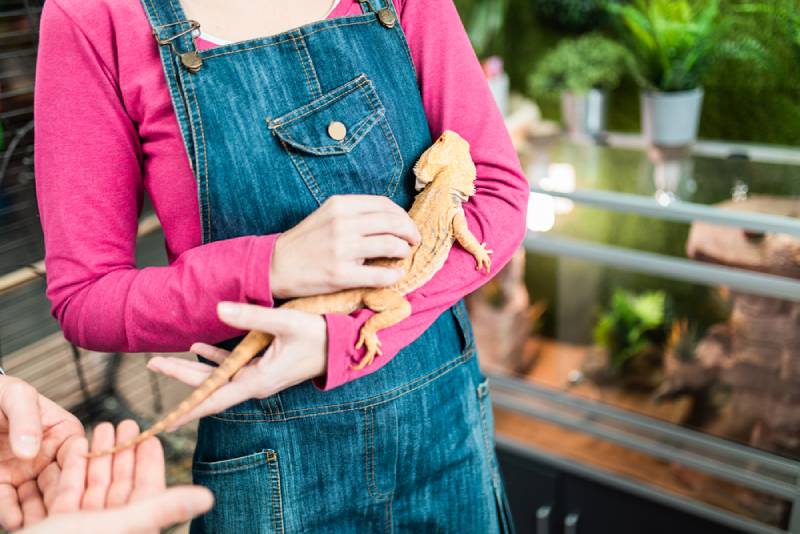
[[140, 0, 513, 531]]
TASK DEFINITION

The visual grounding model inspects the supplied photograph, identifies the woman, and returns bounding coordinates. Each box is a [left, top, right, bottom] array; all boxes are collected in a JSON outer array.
[[34, 0, 528, 531]]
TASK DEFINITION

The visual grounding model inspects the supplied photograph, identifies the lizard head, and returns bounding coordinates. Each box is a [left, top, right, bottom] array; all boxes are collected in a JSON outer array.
[[413, 130, 477, 202]]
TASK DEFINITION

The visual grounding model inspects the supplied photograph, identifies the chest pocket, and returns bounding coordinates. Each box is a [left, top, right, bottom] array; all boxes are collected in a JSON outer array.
[[268, 74, 403, 203]]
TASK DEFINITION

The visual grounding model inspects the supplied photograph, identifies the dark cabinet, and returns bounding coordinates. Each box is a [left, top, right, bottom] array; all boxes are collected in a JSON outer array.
[[497, 446, 744, 534]]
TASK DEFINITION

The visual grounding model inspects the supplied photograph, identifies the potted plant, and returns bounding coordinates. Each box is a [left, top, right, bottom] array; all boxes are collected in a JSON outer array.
[[606, 0, 766, 147], [584, 289, 669, 389], [528, 33, 629, 141]]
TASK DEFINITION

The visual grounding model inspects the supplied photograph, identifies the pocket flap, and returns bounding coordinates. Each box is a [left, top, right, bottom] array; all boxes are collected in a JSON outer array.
[[268, 74, 385, 156]]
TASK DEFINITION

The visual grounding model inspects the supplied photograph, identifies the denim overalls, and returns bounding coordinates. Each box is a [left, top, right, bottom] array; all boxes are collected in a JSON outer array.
[[140, 0, 513, 531]]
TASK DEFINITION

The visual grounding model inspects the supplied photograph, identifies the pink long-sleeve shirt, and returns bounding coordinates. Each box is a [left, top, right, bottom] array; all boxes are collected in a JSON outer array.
[[34, 0, 528, 390]]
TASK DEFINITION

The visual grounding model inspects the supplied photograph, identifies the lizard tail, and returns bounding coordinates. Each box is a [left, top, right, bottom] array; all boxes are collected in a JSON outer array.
[[86, 330, 274, 458]]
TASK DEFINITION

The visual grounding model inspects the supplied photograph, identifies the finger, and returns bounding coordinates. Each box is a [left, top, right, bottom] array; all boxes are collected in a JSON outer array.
[[323, 194, 410, 219], [130, 437, 165, 501], [107, 486, 213, 531], [50, 437, 88, 514], [150, 356, 216, 374], [82, 423, 115, 510], [351, 235, 412, 260], [0, 483, 22, 530], [217, 303, 311, 336], [0, 379, 42, 459], [189, 343, 230, 364], [19, 479, 46, 527], [36, 462, 61, 511], [105, 420, 139, 507], [148, 357, 213, 388], [353, 212, 420, 244]]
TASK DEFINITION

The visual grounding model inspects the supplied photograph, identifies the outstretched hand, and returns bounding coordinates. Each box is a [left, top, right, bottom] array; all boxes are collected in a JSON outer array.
[[0, 375, 83, 530], [21, 420, 213, 534], [147, 302, 327, 427]]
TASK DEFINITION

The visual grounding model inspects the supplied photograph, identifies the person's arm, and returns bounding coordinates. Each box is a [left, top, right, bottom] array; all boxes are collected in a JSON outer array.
[[36, 1, 421, 354], [317, 0, 529, 389], [34, 0, 280, 352]]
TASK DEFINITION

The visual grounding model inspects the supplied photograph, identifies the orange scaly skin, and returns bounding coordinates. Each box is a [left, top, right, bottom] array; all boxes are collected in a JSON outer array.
[[89, 130, 491, 457]]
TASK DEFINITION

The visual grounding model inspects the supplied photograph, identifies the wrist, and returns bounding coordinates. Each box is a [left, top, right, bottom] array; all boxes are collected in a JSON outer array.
[[268, 234, 290, 300]]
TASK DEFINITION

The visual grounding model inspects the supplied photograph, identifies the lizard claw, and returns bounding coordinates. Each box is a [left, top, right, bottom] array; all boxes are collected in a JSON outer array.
[[474, 243, 493, 274], [352, 330, 383, 370]]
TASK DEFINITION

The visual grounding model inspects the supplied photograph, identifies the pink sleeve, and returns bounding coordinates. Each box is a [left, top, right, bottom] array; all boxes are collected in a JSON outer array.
[[315, 0, 529, 390], [34, 1, 277, 353]]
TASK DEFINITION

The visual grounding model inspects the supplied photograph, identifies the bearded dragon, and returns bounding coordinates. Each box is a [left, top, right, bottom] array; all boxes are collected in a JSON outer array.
[[89, 130, 491, 457]]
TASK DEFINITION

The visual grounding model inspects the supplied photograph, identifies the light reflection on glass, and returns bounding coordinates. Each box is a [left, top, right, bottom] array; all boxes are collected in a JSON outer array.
[[526, 163, 577, 233]]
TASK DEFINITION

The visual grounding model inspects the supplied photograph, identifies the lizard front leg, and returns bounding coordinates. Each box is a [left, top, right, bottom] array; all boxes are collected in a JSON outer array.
[[352, 289, 411, 370], [452, 209, 493, 273]]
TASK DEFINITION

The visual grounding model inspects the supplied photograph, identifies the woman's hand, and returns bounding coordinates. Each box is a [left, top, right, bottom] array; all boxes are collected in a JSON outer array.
[[146, 302, 327, 426], [0, 376, 84, 530], [270, 195, 420, 299], [21, 421, 213, 534]]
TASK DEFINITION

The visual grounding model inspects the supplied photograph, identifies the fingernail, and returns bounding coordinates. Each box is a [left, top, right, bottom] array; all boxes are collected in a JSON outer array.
[[14, 434, 39, 457], [218, 302, 241, 317]]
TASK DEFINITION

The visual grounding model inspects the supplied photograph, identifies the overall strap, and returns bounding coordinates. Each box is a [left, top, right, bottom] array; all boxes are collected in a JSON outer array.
[[141, 0, 201, 71], [139, 0, 204, 195]]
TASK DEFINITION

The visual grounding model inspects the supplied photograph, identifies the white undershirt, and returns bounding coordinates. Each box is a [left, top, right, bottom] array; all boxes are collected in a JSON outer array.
[[194, 0, 342, 45]]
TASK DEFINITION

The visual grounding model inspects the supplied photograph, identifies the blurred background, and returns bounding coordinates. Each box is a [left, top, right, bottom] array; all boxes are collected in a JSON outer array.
[[1, 0, 799, 533]]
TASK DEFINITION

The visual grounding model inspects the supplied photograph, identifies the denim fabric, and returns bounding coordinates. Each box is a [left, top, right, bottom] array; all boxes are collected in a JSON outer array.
[[140, 0, 513, 531]]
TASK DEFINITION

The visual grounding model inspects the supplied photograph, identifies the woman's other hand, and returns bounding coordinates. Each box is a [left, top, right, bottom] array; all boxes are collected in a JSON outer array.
[[147, 302, 327, 426], [270, 195, 420, 299], [21, 421, 213, 534], [0, 376, 84, 530]]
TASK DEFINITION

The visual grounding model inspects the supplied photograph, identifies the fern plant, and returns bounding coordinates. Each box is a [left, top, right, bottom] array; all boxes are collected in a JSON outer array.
[[593, 290, 668, 371], [738, 0, 800, 65], [528, 33, 630, 96], [605, 0, 767, 92]]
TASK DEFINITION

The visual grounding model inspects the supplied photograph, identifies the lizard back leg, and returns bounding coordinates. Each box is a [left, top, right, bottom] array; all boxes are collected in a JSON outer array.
[[352, 289, 411, 370]]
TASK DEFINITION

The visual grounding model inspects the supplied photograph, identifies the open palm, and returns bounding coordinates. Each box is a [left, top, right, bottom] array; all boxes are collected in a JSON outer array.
[[0, 377, 84, 530]]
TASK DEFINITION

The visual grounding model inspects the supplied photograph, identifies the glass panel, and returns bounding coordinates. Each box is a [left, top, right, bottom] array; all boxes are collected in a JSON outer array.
[[474, 137, 800, 529]]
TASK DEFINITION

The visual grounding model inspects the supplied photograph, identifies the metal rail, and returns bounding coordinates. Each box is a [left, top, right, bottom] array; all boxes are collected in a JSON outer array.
[[531, 186, 800, 237], [525, 233, 800, 301], [490, 374, 800, 533]]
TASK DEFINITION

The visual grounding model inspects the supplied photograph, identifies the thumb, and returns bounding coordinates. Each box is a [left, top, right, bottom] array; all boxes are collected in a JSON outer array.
[[217, 302, 311, 336], [104, 486, 214, 532], [0, 378, 42, 459]]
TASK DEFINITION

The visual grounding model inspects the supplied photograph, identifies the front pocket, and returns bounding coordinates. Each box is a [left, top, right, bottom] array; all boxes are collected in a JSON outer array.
[[192, 450, 284, 534], [268, 74, 403, 202]]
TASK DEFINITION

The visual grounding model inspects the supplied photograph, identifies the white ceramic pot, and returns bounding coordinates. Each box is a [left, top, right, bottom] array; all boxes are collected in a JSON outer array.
[[640, 87, 704, 147], [560, 89, 607, 141]]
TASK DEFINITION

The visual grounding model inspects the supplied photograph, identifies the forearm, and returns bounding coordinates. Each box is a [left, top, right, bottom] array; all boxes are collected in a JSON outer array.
[[52, 235, 278, 353]]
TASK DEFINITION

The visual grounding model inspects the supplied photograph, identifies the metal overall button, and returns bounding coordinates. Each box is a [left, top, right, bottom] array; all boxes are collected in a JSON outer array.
[[362, 0, 396, 28], [377, 7, 396, 28], [327, 121, 347, 141], [181, 51, 203, 73]]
